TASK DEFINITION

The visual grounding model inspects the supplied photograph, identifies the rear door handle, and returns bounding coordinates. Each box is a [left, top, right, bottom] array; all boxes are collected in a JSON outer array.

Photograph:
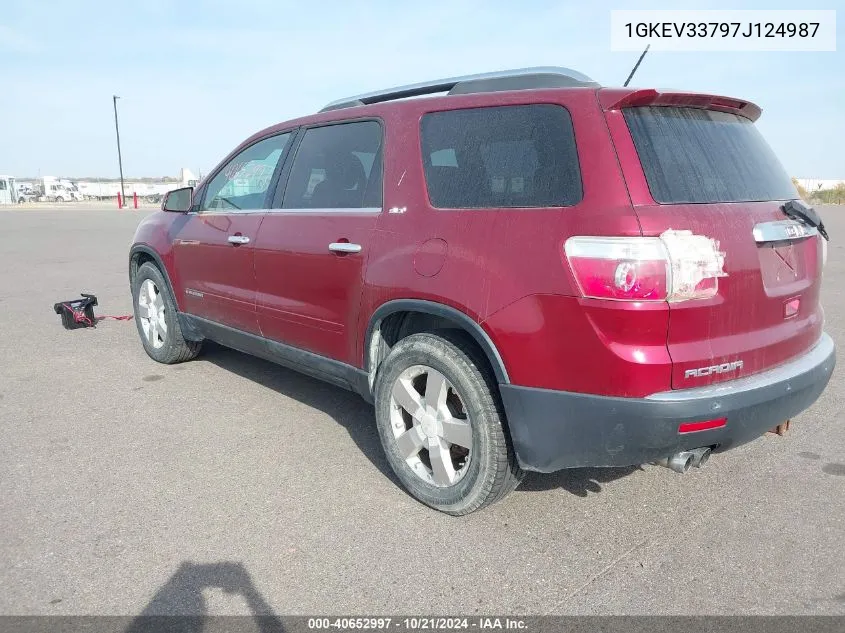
[[329, 242, 362, 254], [228, 235, 250, 245]]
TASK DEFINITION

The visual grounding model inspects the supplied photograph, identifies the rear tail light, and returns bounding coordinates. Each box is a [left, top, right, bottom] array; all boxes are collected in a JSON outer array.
[[564, 230, 727, 302]]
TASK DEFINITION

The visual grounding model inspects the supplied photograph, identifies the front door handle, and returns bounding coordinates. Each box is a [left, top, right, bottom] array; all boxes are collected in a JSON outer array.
[[228, 235, 250, 245], [329, 242, 362, 254]]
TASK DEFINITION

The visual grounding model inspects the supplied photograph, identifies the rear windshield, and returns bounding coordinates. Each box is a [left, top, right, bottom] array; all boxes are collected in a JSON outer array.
[[624, 106, 797, 204], [420, 104, 582, 208]]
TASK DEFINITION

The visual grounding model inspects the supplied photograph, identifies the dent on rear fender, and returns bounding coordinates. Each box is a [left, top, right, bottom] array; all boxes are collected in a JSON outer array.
[[482, 293, 672, 397]]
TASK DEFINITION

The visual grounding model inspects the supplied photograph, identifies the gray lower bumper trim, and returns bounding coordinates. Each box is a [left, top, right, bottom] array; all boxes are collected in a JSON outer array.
[[500, 333, 836, 472]]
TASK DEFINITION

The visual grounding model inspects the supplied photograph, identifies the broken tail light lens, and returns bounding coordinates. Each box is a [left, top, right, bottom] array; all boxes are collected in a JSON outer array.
[[564, 230, 727, 302]]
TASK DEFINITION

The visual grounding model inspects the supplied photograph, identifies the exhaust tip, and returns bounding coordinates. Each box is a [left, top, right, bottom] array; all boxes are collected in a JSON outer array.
[[690, 447, 712, 468], [654, 450, 703, 474], [667, 451, 694, 474]]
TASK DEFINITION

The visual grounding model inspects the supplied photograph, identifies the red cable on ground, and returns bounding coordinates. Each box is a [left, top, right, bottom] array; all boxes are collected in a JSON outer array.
[[61, 303, 133, 326], [62, 303, 93, 326]]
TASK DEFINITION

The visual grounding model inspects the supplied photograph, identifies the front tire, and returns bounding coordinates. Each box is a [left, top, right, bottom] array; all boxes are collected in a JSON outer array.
[[374, 331, 523, 515], [131, 262, 202, 364]]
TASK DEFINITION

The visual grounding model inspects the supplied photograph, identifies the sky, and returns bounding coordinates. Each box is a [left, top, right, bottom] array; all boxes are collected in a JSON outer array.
[[0, 0, 842, 179]]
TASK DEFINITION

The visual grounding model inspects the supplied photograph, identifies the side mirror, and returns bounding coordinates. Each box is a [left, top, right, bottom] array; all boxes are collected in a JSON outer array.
[[162, 187, 193, 212]]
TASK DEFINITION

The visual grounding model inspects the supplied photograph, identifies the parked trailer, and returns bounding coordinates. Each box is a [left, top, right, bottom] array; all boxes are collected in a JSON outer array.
[[0, 175, 20, 204]]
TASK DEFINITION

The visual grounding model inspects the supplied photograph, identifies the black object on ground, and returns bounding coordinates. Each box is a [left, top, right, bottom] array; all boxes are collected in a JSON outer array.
[[54, 293, 98, 329]]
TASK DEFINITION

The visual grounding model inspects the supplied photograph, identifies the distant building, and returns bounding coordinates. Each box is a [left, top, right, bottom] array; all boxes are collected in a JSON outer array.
[[179, 168, 200, 187]]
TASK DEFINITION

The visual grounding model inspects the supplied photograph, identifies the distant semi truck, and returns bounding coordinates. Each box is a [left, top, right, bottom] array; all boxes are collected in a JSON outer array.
[[38, 177, 83, 202]]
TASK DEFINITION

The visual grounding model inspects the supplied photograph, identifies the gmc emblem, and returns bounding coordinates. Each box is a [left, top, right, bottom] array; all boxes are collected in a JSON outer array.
[[685, 360, 744, 379]]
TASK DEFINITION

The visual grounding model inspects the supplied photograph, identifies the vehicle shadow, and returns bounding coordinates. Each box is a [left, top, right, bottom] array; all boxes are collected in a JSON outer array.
[[197, 343, 642, 499], [520, 465, 643, 497], [124, 560, 284, 632], [198, 342, 398, 484]]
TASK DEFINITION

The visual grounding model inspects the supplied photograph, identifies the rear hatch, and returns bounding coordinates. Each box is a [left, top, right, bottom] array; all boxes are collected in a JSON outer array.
[[606, 91, 825, 389]]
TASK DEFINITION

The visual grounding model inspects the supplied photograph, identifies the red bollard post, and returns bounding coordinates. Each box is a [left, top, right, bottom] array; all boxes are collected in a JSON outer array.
[[133, 191, 138, 209], [117, 192, 122, 209]]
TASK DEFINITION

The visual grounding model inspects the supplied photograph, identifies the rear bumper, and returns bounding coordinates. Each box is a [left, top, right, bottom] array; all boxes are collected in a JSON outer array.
[[499, 333, 836, 472]]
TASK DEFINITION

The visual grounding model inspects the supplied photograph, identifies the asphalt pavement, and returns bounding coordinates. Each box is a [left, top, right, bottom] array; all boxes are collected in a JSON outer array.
[[1, 204, 843, 616]]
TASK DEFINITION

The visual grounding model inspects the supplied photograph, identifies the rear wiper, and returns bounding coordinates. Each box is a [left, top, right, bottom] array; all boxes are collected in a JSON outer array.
[[781, 199, 829, 241]]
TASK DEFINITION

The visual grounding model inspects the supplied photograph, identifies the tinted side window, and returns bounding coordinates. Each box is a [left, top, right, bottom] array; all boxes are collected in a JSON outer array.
[[0, 181, 6, 190], [201, 133, 291, 212], [420, 105, 582, 209], [282, 121, 383, 209], [624, 107, 797, 203]]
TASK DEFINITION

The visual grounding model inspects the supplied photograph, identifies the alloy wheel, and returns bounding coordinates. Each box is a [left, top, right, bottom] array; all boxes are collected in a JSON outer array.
[[389, 365, 473, 487], [137, 279, 167, 349]]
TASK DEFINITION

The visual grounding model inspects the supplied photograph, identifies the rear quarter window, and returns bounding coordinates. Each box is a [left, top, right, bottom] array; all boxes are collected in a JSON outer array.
[[420, 104, 582, 209], [624, 106, 797, 204]]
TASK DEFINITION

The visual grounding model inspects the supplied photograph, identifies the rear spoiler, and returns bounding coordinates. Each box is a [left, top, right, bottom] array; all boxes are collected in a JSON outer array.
[[599, 88, 762, 122]]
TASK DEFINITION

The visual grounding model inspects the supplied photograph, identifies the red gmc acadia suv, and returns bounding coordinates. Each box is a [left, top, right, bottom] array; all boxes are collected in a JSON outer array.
[[129, 67, 835, 514]]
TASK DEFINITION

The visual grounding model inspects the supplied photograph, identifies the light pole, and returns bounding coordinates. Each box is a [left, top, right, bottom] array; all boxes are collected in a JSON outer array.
[[112, 95, 126, 206]]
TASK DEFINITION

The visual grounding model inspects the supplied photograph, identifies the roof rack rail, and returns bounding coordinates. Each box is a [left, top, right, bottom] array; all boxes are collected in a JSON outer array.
[[319, 67, 598, 112]]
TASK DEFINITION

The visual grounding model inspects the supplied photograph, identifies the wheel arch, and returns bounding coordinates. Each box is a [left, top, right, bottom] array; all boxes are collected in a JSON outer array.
[[129, 245, 177, 305], [363, 300, 510, 393]]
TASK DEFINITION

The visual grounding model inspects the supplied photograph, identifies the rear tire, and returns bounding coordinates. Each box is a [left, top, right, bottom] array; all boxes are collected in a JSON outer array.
[[374, 331, 523, 515], [131, 262, 202, 364]]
